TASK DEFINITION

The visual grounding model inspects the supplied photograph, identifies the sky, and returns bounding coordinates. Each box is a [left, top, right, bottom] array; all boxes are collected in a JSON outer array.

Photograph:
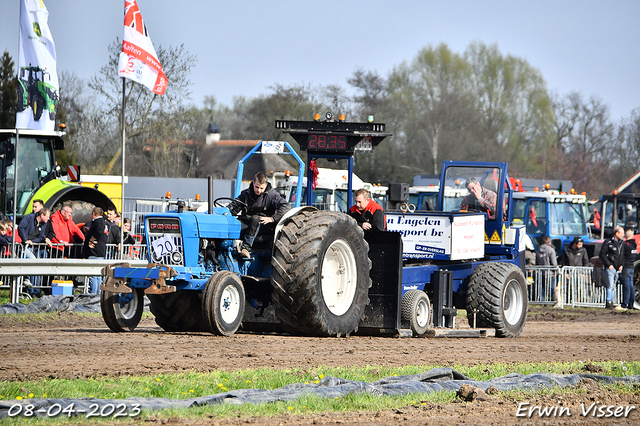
[[1, 0, 639, 121]]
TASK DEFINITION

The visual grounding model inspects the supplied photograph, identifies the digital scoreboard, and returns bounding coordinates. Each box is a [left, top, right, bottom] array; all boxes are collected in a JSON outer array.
[[275, 117, 392, 155]]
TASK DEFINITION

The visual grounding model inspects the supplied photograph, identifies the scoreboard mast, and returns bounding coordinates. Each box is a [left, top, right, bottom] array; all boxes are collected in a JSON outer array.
[[275, 114, 392, 208]]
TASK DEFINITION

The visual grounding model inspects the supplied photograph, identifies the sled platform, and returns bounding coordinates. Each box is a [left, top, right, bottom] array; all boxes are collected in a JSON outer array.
[[425, 328, 495, 338]]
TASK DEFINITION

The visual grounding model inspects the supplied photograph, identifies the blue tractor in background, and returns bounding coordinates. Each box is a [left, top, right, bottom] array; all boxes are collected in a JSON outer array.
[[100, 117, 529, 338]]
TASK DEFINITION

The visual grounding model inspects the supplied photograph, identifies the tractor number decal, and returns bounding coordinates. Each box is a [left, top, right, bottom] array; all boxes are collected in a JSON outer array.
[[151, 235, 176, 258]]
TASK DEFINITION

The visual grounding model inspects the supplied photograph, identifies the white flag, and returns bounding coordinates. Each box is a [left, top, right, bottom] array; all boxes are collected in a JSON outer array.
[[117, 0, 167, 95], [16, 0, 59, 130]]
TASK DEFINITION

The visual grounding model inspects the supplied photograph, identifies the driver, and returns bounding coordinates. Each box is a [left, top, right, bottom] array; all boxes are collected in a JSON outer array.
[[459, 177, 497, 219], [232, 171, 289, 258]]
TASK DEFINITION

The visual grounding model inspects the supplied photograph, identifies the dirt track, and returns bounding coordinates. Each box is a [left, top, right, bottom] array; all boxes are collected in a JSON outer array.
[[2, 307, 640, 425]]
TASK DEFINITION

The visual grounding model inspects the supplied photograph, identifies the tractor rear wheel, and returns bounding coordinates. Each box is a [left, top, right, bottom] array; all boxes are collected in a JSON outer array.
[[100, 286, 144, 332], [401, 289, 431, 337], [202, 271, 245, 336], [148, 291, 205, 332], [33, 93, 44, 121], [466, 262, 528, 337], [271, 210, 371, 337]]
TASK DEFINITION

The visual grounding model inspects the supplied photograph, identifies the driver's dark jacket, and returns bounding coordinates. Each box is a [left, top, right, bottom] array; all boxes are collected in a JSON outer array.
[[599, 237, 624, 269], [236, 182, 289, 223]]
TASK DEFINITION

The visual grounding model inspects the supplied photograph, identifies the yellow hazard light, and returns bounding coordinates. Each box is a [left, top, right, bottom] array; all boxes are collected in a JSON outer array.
[[534, 187, 539, 192], [285, 170, 292, 177], [58, 123, 66, 130], [314, 113, 320, 121], [195, 194, 201, 201], [339, 114, 345, 121], [165, 191, 171, 199], [544, 183, 550, 190]]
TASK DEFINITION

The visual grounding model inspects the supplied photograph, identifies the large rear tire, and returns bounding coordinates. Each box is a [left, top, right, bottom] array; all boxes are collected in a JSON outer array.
[[33, 93, 44, 121], [401, 289, 431, 337], [148, 292, 205, 332], [271, 210, 371, 337], [466, 262, 528, 337], [202, 271, 245, 336], [100, 286, 144, 332]]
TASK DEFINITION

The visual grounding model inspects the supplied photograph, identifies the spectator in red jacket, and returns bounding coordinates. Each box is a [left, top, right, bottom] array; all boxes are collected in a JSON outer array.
[[50, 205, 85, 258]]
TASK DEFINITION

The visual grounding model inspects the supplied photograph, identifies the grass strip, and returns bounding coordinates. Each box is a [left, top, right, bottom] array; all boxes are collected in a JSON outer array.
[[0, 361, 638, 424]]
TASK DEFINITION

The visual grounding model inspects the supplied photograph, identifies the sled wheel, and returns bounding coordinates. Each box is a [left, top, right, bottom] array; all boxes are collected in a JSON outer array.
[[466, 262, 528, 337], [271, 210, 371, 337], [100, 286, 144, 332], [148, 291, 205, 332], [401, 289, 431, 337], [202, 271, 245, 336]]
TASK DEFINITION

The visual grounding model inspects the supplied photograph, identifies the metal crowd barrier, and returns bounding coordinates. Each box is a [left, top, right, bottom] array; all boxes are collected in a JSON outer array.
[[0, 242, 148, 304], [526, 265, 625, 308]]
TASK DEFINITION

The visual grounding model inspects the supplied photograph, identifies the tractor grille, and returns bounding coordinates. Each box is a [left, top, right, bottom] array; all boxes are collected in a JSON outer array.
[[147, 218, 185, 266]]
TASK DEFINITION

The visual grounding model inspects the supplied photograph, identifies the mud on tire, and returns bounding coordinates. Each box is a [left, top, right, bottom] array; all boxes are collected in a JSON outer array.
[[466, 262, 528, 338], [270, 210, 371, 337], [148, 291, 205, 332]]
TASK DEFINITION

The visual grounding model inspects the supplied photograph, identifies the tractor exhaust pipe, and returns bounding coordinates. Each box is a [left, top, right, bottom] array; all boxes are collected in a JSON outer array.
[[208, 175, 214, 214]]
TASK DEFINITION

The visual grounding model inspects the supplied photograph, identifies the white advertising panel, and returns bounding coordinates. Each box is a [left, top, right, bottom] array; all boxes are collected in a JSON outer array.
[[450, 215, 485, 260], [386, 213, 485, 260]]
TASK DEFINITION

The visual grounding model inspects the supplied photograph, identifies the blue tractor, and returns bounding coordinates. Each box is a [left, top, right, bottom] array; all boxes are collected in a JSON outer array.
[[100, 117, 528, 338]]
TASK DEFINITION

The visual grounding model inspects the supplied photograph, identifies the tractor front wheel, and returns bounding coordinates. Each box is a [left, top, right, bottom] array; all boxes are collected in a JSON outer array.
[[466, 262, 528, 337], [202, 271, 245, 336], [100, 286, 144, 332], [148, 292, 205, 332]]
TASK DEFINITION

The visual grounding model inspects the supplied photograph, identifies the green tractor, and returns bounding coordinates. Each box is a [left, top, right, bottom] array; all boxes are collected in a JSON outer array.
[[17, 66, 58, 122], [0, 129, 114, 225]]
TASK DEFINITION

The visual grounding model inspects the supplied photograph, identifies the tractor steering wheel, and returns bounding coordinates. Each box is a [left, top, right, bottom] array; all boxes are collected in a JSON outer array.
[[214, 197, 248, 216]]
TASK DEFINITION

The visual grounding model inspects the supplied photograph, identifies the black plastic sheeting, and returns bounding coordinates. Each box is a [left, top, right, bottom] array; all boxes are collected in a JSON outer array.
[[0, 294, 150, 315], [1, 368, 638, 418]]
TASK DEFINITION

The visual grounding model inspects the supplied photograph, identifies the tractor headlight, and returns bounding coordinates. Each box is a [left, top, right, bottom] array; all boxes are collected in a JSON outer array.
[[171, 251, 183, 264]]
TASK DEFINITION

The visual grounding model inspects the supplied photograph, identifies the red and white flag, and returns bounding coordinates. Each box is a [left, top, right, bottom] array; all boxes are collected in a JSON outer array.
[[117, 0, 167, 95]]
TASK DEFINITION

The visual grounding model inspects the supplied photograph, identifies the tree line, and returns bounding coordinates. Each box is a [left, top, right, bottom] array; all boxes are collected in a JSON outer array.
[[0, 41, 638, 198]]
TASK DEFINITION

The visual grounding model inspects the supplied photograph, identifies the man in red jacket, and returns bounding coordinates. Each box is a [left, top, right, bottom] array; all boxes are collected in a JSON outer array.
[[50, 205, 85, 258], [349, 189, 386, 231]]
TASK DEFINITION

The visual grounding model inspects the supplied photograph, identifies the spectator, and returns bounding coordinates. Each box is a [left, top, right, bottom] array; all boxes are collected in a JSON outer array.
[[536, 235, 558, 305], [459, 177, 497, 220], [349, 188, 386, 232], [121, 218, 136, 246], [105, 208, 118, 228], [232, 171, 289, 258], [50, 205, 85, 258], [562, 236, 590, 267], [622, 230, 637, 310], [523, 233, 536, 266], [599, 226, 625, 310], [23, 208, 54, 296], [83, 207, 108, 294], [0, 222, 12, 256], [17, 199, 43, 243]]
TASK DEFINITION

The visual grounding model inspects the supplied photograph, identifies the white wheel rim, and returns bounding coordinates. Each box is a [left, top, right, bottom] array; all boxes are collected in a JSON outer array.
[[220, 284, 241, 324], [321, 239, 358, 316], [119, 291, 138, 320], [503, 279, 524, 325], [416, 297, 429, 327]]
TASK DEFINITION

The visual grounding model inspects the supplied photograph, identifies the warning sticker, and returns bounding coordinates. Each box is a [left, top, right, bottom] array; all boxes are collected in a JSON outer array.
[[490, 230, 501, 244], [484, 232, 490, 243]]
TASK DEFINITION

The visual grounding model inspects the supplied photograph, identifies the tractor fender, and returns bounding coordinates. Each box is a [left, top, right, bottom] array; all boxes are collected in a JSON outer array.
[[28, 179, 115, 224], [273, 206, 318, 249]]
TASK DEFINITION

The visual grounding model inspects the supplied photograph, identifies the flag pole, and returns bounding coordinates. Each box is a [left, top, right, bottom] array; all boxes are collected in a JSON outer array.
[[119, 76, 125, 260]]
